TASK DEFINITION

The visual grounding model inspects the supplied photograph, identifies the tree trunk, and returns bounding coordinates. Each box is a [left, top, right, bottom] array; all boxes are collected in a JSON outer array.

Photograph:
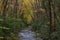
[[48, 0, 56, 40], [2, 0, 8, 40], [14, 0, 18, 18]]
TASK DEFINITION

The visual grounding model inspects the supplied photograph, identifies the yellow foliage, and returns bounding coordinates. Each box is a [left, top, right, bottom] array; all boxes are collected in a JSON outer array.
[[23, 7, 33, 23], [23, 0, 34, 7], [20, 0, 34, 24], [3, 27, 10, 29], [0, 26, 10, 30]]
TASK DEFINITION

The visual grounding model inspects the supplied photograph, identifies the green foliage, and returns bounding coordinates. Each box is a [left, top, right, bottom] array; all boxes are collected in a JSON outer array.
[[0, 16, 26, 40], [0, 0, 60, 40]]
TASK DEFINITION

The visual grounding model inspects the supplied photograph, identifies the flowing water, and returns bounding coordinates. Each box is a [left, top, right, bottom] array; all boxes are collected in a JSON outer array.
[[18, 29, 43, 40]]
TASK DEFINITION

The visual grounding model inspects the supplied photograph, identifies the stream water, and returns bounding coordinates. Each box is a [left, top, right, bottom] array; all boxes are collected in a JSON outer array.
[[18, 29, 43, 40]]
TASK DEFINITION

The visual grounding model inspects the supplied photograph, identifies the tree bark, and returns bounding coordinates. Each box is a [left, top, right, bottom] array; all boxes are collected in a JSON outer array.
[[2, 0, 8, 40], [14, 0, 18, 18], [48, 0, 56, 40]]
